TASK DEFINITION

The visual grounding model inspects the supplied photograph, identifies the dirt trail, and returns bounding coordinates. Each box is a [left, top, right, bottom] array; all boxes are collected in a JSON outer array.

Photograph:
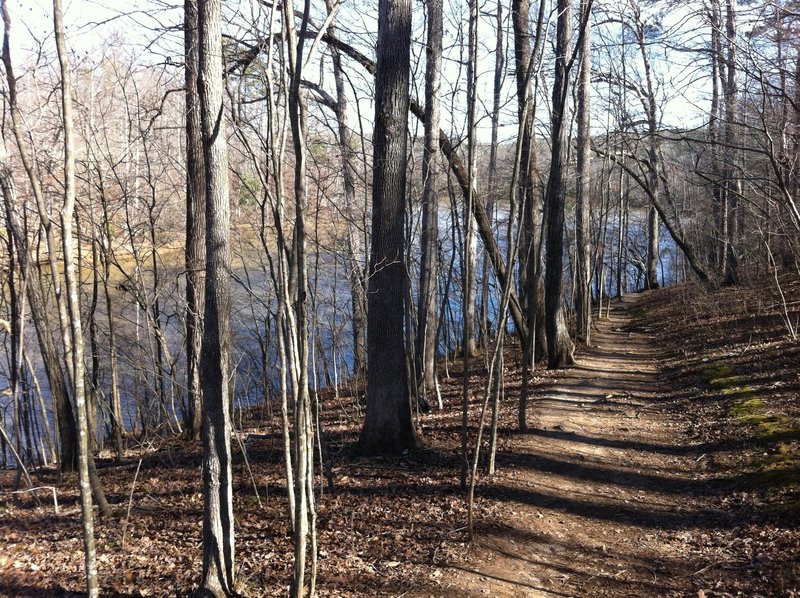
[[441, 293, 726, 597]]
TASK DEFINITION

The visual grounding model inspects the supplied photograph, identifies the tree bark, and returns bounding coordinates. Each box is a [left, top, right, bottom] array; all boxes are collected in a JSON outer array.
[[544, 0, 576, 369], [709, 0, 724, 272], [53, 0, 99, 594], [512, 0, 548, 363], [646, 205, 659, 289], [722, 0, 740, 285], [197, 0, 235, 594], [415, 0, 443, 409], [460, 0, 479, 489], [185, 0, 206, 440], [575, 0, 592, 342], [359, 0, 418, 454]]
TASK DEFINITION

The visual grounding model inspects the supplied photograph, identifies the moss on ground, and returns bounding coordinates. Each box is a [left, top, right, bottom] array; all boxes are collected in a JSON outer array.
[[704, 361, 799, 488]]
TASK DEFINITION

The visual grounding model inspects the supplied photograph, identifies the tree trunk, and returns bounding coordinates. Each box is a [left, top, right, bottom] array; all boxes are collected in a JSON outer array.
[[708, 0, 724, 272], [646, 205, 659, 289], [575, 0, 592, 341], [282, 0, 317, 592], [634, 8, 661, 291], [185, 0, 206, 440], [415, 0, 443, 409], [544, 0, 576, 370], [359, 0, 418, 454], [198, 0, 235, 594], [723, 0, 740, 285], [513, 0, 548, 363], [481, 0, 504, 346], [102, 254, 125, 460], [460, 0, 479, 489], [53, 0, 99, 593]]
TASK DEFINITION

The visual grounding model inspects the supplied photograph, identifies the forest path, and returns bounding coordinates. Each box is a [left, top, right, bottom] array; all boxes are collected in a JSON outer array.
[[438, 292, 721, 597]]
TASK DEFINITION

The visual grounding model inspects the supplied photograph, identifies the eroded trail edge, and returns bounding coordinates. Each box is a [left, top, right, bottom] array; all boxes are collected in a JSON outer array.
[[442, 293, 726, 597]]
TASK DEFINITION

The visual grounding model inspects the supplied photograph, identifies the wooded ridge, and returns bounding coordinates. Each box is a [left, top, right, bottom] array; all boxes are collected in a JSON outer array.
[[0, 0, 798, 595]]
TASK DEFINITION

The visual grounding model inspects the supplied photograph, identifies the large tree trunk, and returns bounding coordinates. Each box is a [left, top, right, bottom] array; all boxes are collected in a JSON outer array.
[[415, 0, 443, 408], [185, 0, 206, 440], [543, 0, 576, 370], [575, 0, 592, 342], [512, 0, 548, 430], [197, 0, 235, 594], [512, 0, 548, 363], [359, 0, 418, 454]]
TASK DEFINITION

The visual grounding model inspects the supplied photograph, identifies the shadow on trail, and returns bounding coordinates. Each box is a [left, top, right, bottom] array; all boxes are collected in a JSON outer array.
[[477, 482, 740, 531], [491, 449, 725, 496], [511, 426, 800, 458], [467, 522, 707, 593]]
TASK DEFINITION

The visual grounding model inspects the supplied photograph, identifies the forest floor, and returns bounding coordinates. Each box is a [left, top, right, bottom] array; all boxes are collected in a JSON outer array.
[[1, 279, 799, 597]]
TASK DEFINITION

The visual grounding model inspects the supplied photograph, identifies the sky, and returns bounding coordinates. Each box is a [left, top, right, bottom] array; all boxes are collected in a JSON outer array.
[[4, 0, 727, 145], [8, 0, 181, 59]]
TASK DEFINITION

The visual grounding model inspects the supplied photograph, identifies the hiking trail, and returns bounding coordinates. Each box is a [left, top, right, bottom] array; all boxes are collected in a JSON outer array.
[[441, 293, 729, 597]]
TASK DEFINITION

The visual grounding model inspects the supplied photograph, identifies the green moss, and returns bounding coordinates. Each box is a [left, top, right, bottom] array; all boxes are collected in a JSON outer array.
[[704, 361, 799, 483], [704, 361, 748, 388], [721, 385, 754, 397], [748, 445, 800, 482], [725, 397, 799, 441], [704, 363, 799, 495], [729, 397, 764, 418]]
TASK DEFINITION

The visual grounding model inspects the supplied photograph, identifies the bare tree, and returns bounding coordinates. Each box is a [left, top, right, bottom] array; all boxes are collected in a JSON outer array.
[[281, 0, 318, 593], [513, 0, 548, 428], [460, 0, 479, 489], [53, 0, 99, 593], [544, 0, 576, 369], [722, 0, 741, 285], [185, 0, 206, 441], [359, 0, 418, 454], [415, 0, 443, 410], [575, 0, 593, 343], [197, 0, 235, 593]]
